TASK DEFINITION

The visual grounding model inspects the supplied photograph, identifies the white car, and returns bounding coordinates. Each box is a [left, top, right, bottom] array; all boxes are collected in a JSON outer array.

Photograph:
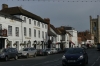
[[45, 49, 52, 54], [51, 48, 57, 54], [18, 48, 37, 58]]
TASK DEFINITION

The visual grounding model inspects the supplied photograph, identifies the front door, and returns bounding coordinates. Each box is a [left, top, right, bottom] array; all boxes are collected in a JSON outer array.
[[0, 38, 5, 49]]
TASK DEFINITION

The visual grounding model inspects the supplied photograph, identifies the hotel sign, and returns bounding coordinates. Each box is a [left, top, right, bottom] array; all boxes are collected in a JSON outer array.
[[25, 37, 31, 39]]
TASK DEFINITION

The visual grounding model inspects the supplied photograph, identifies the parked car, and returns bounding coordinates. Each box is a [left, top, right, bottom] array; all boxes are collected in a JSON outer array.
[[18, 48, 37, 58], [63, 48, 68, 52], [51, 48, 57, 54], [56, 48, 62, 53], [62, 48, 88, 66], [37, 49, 48, 56], [45, 48, 52, 54], [97, 43, 100, 50], [0, 48, 18, 61]]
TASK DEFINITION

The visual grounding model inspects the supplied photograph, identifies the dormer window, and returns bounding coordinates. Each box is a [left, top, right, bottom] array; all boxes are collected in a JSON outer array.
[[45, 24, 47, 29], [42, 23, 44, 28], [29, 19, 31, 24], [24, 17, 26, 22], [37, 21, 40, 27], [34, 20, 36, 26]]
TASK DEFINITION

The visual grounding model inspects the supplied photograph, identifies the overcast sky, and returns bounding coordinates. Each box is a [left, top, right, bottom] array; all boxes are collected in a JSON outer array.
[[0, 0, 100, 31]]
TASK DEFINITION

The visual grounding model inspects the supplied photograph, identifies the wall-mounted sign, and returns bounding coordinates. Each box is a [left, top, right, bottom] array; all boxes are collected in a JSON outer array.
[[25, 37, 31, 39]]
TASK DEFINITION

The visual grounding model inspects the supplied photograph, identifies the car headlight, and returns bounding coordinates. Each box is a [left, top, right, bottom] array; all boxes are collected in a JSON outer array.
[[78, 55, 83, 59], [62, 55, 66, 59]]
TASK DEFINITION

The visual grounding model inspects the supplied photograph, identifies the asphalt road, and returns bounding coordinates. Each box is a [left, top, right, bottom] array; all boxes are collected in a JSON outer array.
[[0, 48, 100, 66]]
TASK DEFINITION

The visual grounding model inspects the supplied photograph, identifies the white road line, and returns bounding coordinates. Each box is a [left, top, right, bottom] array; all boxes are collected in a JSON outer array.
[[91, 62, 95, 66], [96, 56, 100, 61]]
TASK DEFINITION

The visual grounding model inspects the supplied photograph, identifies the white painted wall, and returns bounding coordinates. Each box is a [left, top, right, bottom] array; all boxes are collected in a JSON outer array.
[[0, 14, 48, 50], [0, 14, 22, 50], [66, 30, 78, 47]]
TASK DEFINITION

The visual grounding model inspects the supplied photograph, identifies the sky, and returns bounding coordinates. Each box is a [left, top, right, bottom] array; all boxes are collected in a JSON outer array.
[[0, 0, 100, 31]]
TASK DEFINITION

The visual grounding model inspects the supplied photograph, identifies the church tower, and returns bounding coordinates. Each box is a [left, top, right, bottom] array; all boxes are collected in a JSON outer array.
[[90, 15, 100, 44]]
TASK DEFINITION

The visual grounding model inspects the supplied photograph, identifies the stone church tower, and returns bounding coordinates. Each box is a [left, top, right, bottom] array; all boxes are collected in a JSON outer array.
[[90, 15, 100, 44]]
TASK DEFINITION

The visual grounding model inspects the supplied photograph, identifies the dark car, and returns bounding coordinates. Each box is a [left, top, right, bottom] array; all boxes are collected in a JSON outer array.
[[97, 43, 100, 50], [37, 49, 48, 56], [0, 48, 18, 61], [62, 48, 88, 66]]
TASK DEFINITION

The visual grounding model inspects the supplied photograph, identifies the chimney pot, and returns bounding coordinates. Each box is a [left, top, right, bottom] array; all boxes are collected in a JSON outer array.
[[2, 4, 8, 10]]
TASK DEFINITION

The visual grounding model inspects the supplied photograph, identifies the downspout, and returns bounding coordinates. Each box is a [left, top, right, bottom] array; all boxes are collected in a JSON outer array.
[[21, 16, 23, 43]]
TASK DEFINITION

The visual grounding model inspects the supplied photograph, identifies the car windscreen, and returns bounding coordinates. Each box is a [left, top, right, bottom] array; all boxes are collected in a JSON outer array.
[[65, 48, 83, 54], [0, 49, 7, 52], [45, 49, 50, 51], [23, 48, 28, 51]]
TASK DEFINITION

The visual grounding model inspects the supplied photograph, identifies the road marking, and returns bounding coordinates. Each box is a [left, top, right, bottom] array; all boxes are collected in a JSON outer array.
[[96, 56, 100, 61], [91, 62, 95, 66]]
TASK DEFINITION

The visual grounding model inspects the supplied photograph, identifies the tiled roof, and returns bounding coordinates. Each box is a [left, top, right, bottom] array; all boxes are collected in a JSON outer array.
[[56, 27, 72, 36], [50, 24, 60, 34], [78, 31, 91, 41], [0, 7, 47, 24], [48, 30, 57, 37], [56, 28, 62, 35], [0, 11, 22, 21]]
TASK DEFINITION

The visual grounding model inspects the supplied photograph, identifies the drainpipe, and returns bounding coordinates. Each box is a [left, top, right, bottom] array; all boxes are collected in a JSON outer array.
[[21, 16, 23, 43]]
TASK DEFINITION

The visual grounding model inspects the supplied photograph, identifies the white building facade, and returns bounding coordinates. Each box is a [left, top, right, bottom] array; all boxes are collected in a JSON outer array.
[[0, 12, 22, 50], [66, 30, 78, 48], [0, 4, 48, 50]]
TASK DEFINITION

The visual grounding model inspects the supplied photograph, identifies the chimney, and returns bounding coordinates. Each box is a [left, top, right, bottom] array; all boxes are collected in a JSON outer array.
[[44, 18, 50, 30], [2, 4, 8, 10]]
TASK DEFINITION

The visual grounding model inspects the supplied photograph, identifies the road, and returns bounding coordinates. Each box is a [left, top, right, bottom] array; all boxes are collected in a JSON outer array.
[[0, 48, 100, 66]]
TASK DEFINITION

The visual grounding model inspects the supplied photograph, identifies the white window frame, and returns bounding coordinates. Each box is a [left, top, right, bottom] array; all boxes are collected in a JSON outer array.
[[15, 27, 19, 37], [8, 25, 12, 36]]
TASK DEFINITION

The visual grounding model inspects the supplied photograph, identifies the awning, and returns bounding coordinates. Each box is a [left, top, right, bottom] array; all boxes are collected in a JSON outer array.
[[70, 41, 75, 45], [48, 30, 57, 37]]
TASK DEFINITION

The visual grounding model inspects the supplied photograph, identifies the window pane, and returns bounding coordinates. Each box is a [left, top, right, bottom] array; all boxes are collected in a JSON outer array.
[[8, 25, 12, 36], [38, 30, 40, 38], [0, 24, 2, 36], [15, 27, 19, 37], [34, 20, 36, 26], [29, 19, 31, 24], [24, 27, 26, 36], [24, 17, 26, 22], [29, 28, 31, 37], [34, 29, 36, 37]]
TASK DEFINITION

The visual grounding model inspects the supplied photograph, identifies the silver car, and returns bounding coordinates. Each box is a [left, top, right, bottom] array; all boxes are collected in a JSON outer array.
[[51, 48, 57, 54], [18, 48, 37, 58]]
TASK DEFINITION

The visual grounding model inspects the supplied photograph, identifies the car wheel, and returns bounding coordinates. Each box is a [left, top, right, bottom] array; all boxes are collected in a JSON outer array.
[[46, 53, 48, 56], [34, 53, 36, 57], [42, 53, 44, 56], [82, 62, 86, 66], [5, 56, 8, 61], [14, 55, 18, 60], [26, 53, 29, 58], [86, 59, 88, 64]]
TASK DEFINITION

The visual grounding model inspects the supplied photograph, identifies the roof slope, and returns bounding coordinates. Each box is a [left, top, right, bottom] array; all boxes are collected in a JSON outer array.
[[50, 24, 60, 34], [0, 11, 22, 21], [0, 7, 47, 24]]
